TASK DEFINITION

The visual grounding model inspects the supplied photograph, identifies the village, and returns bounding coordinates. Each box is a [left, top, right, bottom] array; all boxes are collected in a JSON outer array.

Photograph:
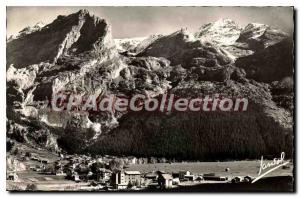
[[7, 144, 294, 192]]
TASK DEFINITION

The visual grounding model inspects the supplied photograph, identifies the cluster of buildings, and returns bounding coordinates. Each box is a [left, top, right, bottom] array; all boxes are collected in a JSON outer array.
[[107, 170, 202, 189], [39, 154, 211, 190], [7, 152, 254, 190], [52, 155, 179, 190]]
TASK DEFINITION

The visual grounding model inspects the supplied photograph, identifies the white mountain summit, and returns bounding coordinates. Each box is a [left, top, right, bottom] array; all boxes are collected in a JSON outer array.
[[194, 18, 242, 46]]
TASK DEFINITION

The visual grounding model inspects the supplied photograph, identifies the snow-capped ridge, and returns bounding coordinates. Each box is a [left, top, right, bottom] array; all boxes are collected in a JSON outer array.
[[195, 18, 241, 46], [114, 37, 147, 52]]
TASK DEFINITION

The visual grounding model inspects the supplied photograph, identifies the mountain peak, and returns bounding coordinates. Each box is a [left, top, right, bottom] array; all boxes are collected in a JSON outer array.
[[33, 21, 45, 29], [199, 18, 239, 30], [241, 23, 269, 37], [195, 18, 241, 45], [237, 22, 288, 48], [74, 9, 91, 18], [214, 18, 238, 26], [77, 9, 89, 15], [7, 9, 116, 68], [6, 21, 46, 42]]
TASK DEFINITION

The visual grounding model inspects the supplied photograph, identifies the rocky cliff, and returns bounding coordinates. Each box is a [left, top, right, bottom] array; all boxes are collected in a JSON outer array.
[[7, 10, 294, 160]]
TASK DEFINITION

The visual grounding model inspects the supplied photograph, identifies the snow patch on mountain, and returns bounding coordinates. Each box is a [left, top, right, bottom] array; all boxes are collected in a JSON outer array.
[[240, 23, 270, 39], [114, 37, 146, 52], [195, 18, 242, 46], [237, 23, 288, 48]]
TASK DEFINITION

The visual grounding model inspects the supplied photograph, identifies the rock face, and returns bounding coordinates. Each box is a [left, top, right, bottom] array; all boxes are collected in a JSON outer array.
[[7, 10, 294, 160], [7, 9, 120, 151], [7, 9, 116, 69], [235, 38, 293, 82]]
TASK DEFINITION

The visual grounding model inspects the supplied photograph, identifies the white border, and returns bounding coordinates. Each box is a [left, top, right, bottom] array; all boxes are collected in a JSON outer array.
[[1, 0, 298, 196], [3, 0, 299, 6]]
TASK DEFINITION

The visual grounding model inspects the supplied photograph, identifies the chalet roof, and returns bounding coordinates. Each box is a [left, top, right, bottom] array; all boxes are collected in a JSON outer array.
[[160, 174, 173, 180], [125, 171, 141, 175], [179, 170, 190, 173], [157, 170, 167, 174], [145, 172, 158, 178]]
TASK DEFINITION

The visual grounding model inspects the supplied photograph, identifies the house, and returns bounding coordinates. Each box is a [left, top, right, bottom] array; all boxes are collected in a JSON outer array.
[[137, 158, 148, 164], [96, 158, 103, 163], [172, 177, 180, 185], [87, 171, 94, 180], [29, 166, 37, 171], [195, 176, 204, 181], [30, 156, 39, 161], [179, 170, 191, 180], [74, 174, 80, 183], [219, 176, 228, 181], [158, 173, 173, 189], [244, 175, 253, 183], [231, 176, 243, 183], [111, 170, 127, 189], [111, 170, 141, 189], [145, 171, 159, 181], [184, 174, 196, 181], [203, 173, 227, 181], [144, 171, 159, 187], [35, 167, 42, 172], [96, 168, 112, 183], [127, 157, 137, 165], [148, 182, 159, 189], [203, 173, 215, 177], [41, 159, 49, 164], [124, 171, 141, 185]]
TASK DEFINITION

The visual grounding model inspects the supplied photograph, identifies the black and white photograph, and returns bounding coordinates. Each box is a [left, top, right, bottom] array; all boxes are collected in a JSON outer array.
[[5, 5, 295, 192]]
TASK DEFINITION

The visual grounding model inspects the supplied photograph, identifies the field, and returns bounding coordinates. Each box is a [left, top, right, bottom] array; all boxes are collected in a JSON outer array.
[[126, 160, 293, 178], [7, 142, 294, 191], [7, 173, 90, 191]]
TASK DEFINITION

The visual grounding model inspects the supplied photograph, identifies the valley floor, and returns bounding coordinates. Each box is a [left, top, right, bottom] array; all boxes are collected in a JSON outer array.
[[6, 142, 294, 192], [7, 160, 293, 191], [126, 160, 293, 178]]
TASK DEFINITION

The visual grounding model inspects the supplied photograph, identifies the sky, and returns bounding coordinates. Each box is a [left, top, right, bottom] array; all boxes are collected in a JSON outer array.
[[7, 6, 294, 39]]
